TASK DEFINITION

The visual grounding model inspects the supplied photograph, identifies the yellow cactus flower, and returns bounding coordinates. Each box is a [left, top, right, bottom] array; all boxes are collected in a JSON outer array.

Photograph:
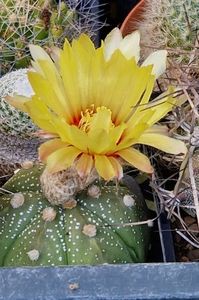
[[7, 29, 187, 181]]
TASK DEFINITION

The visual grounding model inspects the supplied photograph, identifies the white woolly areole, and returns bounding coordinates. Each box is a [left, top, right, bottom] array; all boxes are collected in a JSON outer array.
[[10, 193, 25, 208], [123, 195, 135, 207], [68, 283, 79, 290], [42, 207, 57, 222], [87, 185, 101, 199], [82, 224, 97, 238], [27, 249, 40, 261], [21, 160, 34, 169]]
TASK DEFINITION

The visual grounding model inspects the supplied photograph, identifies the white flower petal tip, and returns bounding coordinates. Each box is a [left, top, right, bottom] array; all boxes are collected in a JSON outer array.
[[142, 50, 167, 79], [104, 28, 141, 62], [29, 44, 52, 62], [119, 30, 140, 61], [104, 27, 122, 61]]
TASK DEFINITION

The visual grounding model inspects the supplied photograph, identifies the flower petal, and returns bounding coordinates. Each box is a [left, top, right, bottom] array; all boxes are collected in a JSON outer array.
[[145, 125, 169, 135], [99, 49, 138, 112], [89, 106, 113, 133], [114, 65, 153, 124], [108, 156, 123, 180], [94, 155, 116, 180], [119, 30, 140, 61], [6, 95, 30, 113], [29, 44, 53, 64], [142, 50, 167, 79], [51, 117, 88, 151], [88, 128, 115, 154], [115, 112, 154, 151], [75, 153, 94, 178], [46, 146, 82, 173], [33, 60, 68, 115], [39, 139, 68, 162], [76, 33, 95, 55], [28, 71, 71, 121], [103, 27, 122, 61], [29, 44, 58, 77], [24, 96, 57, 133], [137, 133, 187, 155], [117, 148, 154, 173], [144, 87, 177, 126]]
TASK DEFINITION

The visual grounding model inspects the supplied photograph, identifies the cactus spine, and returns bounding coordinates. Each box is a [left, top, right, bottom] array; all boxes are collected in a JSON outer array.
[[136, 0, 198, 58], [133, 0, 198, 86], [0, 69, 41, 177], [0, 0, 102, 75]]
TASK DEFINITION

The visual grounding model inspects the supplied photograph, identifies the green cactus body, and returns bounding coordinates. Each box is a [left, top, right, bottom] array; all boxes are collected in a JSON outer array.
[[0, 166, 150, 266], [0, 0, 101, 75]]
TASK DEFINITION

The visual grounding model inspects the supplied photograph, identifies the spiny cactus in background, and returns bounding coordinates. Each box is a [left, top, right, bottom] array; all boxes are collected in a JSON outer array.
[[177, 148, 199, 217], [0, 69, 36, 136], [0, 69, 41, 177], [133, 0, 198, 86], [0, 0, 102, 75], [0, 132, 41, 180], [136, 0, 198, 59], [0, 165, 150, 266]]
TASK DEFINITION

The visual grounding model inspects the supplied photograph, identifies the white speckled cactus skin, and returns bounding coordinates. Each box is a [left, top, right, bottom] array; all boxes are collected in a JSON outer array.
[[0, 166, 150, 266]]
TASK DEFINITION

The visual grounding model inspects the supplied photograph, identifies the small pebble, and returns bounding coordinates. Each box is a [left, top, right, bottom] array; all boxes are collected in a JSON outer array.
[[68, 283, 79, 290]]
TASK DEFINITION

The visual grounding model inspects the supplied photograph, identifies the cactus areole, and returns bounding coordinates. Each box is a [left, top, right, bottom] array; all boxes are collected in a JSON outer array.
[[0, 166, 150, 266]]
